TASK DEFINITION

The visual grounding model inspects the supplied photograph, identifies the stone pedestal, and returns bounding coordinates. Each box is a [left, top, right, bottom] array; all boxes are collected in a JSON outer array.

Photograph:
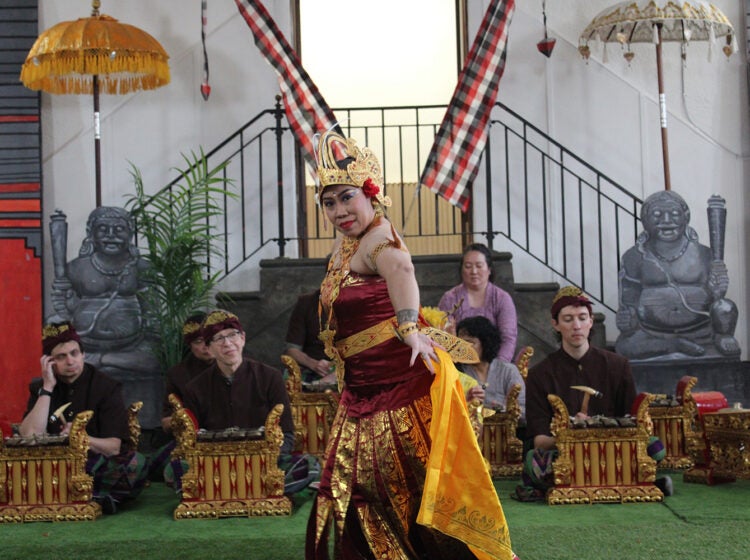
[[631, 359, 750, 406]]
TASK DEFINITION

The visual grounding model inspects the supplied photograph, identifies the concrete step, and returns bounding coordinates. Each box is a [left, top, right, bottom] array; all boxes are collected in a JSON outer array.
[[216, 253, 599, 370]]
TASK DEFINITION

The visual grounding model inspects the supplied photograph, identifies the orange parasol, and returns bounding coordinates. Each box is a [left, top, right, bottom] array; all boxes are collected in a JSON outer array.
[[20, 0, 170, 207], [578, 1, 736, 191]]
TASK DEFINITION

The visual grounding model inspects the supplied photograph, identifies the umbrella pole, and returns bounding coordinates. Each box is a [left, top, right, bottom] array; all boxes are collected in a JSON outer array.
[[654, 24, 671, 191], [93, 74, 102, 207]]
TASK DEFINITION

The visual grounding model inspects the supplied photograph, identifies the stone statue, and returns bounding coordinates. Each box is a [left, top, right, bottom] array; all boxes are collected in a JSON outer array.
[[615, 191, 740, 361], [48, 207, 162, 427]]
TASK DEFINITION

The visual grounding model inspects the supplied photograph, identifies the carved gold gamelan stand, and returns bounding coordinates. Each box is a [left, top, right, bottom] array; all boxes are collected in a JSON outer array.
[[684, 407, 750, 484], [546, 394, 663, 505], [479, 383, 523, 478], [282, 355, 340, 464], [0, 411, 101, 522], [648, 376, 704, 470], [169, 395, 292, 519]]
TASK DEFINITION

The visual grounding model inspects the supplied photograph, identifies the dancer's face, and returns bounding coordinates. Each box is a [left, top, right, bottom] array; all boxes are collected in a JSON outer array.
[[320, 185, 376, 238]]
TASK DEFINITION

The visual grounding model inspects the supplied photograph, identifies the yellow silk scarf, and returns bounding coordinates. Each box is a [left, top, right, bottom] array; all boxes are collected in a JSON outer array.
[[417, 348, 514, 560]]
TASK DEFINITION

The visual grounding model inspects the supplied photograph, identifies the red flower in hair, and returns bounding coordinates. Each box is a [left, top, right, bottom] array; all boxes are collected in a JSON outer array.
[[362, 178, 380, 198]]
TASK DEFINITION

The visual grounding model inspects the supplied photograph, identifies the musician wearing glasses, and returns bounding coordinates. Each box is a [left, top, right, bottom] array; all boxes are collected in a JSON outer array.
[[182, 310, 295, 454]]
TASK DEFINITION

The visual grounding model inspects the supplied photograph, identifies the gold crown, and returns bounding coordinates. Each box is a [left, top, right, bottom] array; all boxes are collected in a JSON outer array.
[[43, 323, 71, 340], [314, 130, 391, 207]]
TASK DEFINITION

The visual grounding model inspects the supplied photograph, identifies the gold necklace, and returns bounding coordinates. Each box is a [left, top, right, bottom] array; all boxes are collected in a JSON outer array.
[[319, 211, 383, 389]]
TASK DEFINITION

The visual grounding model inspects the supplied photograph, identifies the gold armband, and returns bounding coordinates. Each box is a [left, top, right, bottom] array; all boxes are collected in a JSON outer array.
[[396, 321, 418, 340]]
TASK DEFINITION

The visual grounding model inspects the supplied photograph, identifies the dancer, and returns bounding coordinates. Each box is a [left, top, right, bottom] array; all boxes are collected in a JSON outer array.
[[305, 130, 515, 559]]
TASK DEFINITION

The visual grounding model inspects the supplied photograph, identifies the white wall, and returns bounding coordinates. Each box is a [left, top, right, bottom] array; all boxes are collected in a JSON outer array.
[[39, 0, 295, 298], [468, 0, 749, 352], [39, 0, 750, 356]]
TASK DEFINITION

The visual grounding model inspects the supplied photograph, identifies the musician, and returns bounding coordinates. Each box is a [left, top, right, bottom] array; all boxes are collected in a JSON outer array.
[[19, 322, 149, 513], [160, 313, 214, 432], [515, 286, 636, 500], [182, 310, 295, 453], [284, 289, 336, 388]]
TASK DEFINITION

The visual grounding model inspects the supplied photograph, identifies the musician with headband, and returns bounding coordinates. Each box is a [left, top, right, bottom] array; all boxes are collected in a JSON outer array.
[[19, 322, 149, 513], [514, 286, 637, 500], [182, 309, 294, 452]]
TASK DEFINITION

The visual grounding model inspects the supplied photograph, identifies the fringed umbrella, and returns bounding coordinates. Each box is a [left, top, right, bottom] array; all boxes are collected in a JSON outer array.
[[578, 1, 736, 191], [20, 0, 170, 207]]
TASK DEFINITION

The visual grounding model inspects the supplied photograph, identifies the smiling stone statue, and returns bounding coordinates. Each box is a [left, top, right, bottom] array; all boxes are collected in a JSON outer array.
[[615, 191, 740, 361], [48, 206, 162, 426]]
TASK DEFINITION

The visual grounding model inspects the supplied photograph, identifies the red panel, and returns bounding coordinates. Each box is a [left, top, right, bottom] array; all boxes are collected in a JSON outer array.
[[0, 183, 40, 193], [0, 116, 39, 123], [0, 199, 41, 212], [0, 220, 41, 228], [0, 239, 42, 424]]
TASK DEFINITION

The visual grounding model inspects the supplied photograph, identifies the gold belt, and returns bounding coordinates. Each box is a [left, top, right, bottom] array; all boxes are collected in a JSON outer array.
[[334, 319, 479, 364], [335, 317, 398, 359]]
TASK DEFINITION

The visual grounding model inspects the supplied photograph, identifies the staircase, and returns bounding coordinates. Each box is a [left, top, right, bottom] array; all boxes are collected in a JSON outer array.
[[220, 251, 607, 371], [152, 100, 631, 367]]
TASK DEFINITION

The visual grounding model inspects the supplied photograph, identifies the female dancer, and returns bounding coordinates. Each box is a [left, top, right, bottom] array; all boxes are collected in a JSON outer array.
[[305, 130, 515, 560]]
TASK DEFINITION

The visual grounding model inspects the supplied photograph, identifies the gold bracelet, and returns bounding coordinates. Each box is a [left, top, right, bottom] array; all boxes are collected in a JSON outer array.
[[396, 321, 418, 340]]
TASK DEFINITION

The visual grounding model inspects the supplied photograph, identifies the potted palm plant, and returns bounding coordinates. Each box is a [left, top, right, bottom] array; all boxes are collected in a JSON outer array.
[[124, 150, 235, 372]]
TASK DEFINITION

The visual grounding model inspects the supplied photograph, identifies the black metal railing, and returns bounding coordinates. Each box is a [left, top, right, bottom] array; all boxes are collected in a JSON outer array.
[[478, 103, 643, 313], [151, 98, 643, 313]]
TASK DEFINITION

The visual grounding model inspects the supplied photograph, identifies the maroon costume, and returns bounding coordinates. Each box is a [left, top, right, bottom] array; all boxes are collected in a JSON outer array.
[[307, 273, 475, 559]]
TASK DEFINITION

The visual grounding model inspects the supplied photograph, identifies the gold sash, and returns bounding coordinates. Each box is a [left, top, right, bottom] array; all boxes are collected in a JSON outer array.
[[417, 348, 514, 560], [336, 318, 397, 359]]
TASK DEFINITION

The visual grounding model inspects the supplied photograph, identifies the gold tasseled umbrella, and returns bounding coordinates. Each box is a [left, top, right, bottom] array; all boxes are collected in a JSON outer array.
[[578, 1, 736, 192], [20, 0, 170, 207]]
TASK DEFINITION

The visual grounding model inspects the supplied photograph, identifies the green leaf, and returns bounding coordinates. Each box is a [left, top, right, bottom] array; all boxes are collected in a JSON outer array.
[[125, 149, 237, 372]]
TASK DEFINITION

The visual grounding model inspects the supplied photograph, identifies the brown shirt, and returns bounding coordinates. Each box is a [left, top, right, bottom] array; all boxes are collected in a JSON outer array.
[[162, 353, 213, 417], [525, 346, 637, 441], [26, 364, 130, 446], [183, 358, 294, 435], [285, 290, 326, 361]]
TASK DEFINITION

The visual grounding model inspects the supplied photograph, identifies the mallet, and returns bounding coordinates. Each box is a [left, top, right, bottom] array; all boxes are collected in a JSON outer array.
[[570, 385, 603, 416]]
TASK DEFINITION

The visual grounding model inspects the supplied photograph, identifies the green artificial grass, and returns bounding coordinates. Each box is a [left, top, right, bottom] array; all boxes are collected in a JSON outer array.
[[1, 475, 749, 559]]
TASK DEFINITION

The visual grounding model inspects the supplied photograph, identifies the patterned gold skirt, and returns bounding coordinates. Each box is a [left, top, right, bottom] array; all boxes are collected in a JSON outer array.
[[306, 349, 514, 560]]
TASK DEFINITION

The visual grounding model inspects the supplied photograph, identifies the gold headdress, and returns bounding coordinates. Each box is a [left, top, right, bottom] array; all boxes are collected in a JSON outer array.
[[314, 129, 391, 207], [42, 321, 82, 355], [181, 312, 207, 344], [550, 286, 592, 319]]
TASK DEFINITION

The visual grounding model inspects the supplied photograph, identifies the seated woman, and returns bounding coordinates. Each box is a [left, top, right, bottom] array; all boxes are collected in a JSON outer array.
[[456, 316, 526, 421], [439, 243, 518, 362]]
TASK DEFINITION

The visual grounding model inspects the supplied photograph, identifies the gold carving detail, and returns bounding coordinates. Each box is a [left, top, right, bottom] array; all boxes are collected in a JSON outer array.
[[545, 393, 662, 504], [168, 395, 292, 518], [0, 410, 101, 522]]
